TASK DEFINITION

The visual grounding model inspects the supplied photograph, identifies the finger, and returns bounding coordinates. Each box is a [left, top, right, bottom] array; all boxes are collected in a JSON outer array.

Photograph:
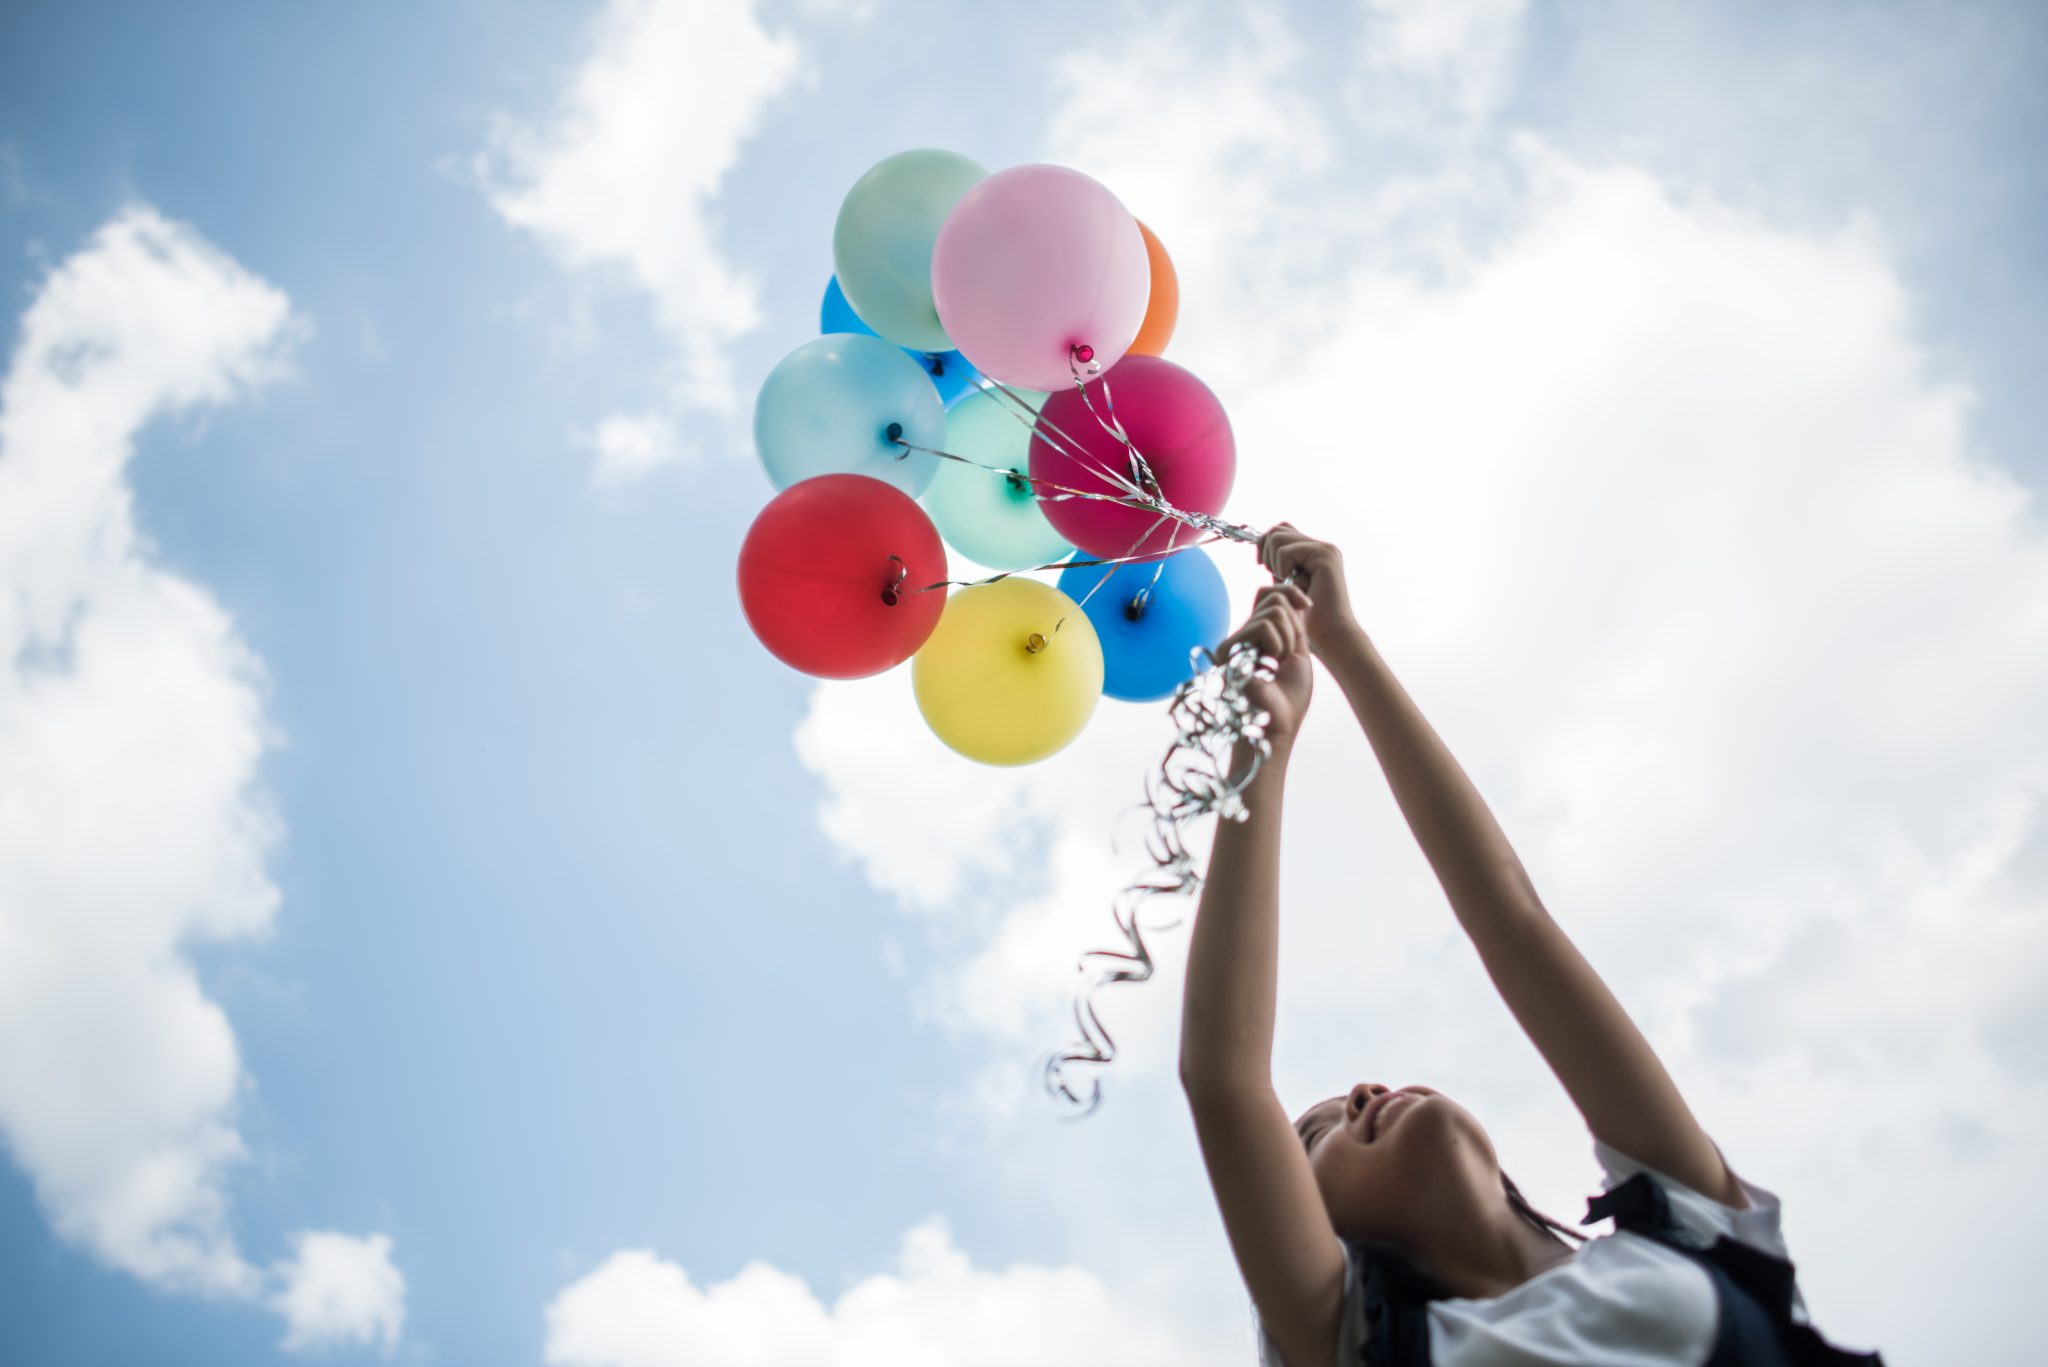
[[1221, 616, 1283, 661], [1265, 525, 1332, 566], [1267, 537, 1333, 593], [1252, 582, 1304, 610], [1253, 599, 1300, 660], [1265, 537, 1309, 587], [1260, 523, 1313, 579], [1260, 578, 1313, 620], [1248, 599, 1303, 644], [1258, 528, 1285, 579]]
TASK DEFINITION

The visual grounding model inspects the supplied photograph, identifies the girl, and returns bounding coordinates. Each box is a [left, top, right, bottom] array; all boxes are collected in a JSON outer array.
[[1178, 524, 1883, 1367]]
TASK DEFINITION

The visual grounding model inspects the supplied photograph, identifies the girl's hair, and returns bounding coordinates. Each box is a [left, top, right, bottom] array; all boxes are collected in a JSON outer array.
[[1502, 1169, 1587, 1247]]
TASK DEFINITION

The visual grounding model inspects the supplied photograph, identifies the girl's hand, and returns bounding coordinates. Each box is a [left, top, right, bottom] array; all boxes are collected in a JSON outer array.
[[1258, 523, 1358, 655], [1217, 581, 1314, 743]]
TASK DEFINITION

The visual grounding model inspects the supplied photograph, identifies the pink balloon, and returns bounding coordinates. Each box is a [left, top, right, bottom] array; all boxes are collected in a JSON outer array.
[[930, 164, 1150, 392], [1028, 355, 1235, 561]]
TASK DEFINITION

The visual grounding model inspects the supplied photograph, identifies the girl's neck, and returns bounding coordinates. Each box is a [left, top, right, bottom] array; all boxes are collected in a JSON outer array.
[[1416, 1210, 1576, 1302]]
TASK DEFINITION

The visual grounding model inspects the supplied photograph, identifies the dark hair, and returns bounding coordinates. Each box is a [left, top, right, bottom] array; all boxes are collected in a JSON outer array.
[[1502, 1169, 1587, 1247]]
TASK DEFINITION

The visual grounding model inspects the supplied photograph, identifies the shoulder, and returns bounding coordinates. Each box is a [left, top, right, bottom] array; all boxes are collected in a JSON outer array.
[[1253, 1239, 1424, 1367], [1593, 1135, 1789, 1259]]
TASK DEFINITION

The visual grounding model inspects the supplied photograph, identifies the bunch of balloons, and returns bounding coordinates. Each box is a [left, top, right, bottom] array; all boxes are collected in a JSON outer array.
[[737, 148, 1247, 767]]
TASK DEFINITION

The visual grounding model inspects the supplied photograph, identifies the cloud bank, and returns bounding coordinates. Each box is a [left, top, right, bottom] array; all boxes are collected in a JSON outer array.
[[544, 1217, 1212, 1367], [0, 204, 405, 1351]]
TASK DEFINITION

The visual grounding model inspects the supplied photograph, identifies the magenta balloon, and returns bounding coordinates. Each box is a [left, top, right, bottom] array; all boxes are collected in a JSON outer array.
[[930, 164, 1150, 392], [1027, 355, 1235, 561]]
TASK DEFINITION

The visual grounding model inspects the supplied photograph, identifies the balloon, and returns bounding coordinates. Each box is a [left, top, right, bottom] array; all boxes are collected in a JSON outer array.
[[754, 334, 944, 496], [931, 164, 1150, 391], [1028, 354, 1234, 561], [1056, 547, 1228, 702], [833, 149, 987, 352], [920, 387, 1073, 570], [820, 276, 982, 408], [819, 273, 869, 334], [1128, 220, 1179, 356], [737, 473, 947, 679], [913, 578, 1103, 766], [919, 348, 982, 408]]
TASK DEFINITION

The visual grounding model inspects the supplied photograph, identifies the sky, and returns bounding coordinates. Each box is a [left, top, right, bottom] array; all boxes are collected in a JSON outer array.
[[0, 0, 2044, 1363]]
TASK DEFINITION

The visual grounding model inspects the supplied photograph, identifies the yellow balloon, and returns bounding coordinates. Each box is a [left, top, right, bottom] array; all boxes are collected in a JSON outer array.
[[913, 578, 1104, 766]]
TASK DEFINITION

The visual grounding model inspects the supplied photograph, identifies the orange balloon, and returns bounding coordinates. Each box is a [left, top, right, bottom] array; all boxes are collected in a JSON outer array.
[[1129, 220, 1179, 356]]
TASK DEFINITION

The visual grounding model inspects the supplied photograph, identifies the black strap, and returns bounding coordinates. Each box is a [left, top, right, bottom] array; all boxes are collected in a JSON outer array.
[[1583, 1173, 1885, 1366]]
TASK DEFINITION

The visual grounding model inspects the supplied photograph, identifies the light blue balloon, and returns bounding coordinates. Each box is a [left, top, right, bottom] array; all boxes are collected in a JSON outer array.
[[833, 149, 987, 352], [921, 386, 1070, 570], [754, 334, 945, 496], [1056, 547, 1230, 702], [821, 276, 981, 409]]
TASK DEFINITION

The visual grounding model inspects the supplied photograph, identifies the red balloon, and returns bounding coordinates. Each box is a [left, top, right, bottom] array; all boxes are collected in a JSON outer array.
[[1028, 355, 1234, 562], [737, 473, 948, 679]]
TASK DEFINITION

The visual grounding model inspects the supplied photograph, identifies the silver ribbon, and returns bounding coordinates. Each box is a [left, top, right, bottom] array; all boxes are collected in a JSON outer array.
[[889, 349, 1294, 1117], [1035, 636, 1281, 1118]]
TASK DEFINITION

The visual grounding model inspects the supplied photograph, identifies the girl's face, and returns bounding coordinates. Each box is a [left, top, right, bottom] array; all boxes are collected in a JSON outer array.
[[1294, 1084, 1502, 1247]]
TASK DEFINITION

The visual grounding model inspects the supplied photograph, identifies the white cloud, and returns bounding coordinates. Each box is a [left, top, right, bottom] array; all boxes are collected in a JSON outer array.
[[790, 9, 2048, 1362], [476, 0, 804, 418], [583, 410, 688, 488], [543, 1217, 1216, 1367], [270, 1231, 408, 1355], [1042, 9, 1336, 390], [1358, 0, 1528, 128], [0, 203, 406, 1338]]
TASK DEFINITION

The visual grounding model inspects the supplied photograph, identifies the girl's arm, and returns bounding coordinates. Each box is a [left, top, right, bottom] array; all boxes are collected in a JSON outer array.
[[1264, 527, 1745, 1207], [1180, 590, 1348, 1367]]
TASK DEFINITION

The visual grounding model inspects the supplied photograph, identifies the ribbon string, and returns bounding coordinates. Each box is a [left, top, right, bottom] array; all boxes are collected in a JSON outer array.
[[1037, 636, 1280, 1117], [888, 435, 1240, 595], [892, 356, 1290, 1116]]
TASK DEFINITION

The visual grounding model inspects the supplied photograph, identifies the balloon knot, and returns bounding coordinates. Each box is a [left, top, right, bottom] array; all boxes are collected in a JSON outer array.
[[885, 421, 904, 443], [1025, 632, 1048, 654], [1071, 343, 1095, 364]]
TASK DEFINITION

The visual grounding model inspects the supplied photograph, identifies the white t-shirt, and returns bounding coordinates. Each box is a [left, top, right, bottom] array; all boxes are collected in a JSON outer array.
[[1253, 1139, 1801, 1367]]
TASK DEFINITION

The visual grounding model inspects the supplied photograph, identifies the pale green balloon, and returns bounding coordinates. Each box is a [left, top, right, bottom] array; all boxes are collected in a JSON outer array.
[[833, 149, 987, 353], [922, 388, 1074, 570]]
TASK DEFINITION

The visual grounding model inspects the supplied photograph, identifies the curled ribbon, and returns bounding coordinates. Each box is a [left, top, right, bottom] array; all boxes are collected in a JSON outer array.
[[1036, 635, 1281, 1117], [887, 351, 1293, 1117]]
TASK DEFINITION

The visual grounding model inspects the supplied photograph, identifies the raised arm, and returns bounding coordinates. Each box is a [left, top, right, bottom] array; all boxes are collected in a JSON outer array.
[[1178, 585, 1348, 1367], [1259, 525, 1745, 1208]]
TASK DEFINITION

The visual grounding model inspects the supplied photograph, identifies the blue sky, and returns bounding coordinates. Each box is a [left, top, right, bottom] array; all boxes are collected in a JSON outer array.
[[2, 2, 2045, 1364]]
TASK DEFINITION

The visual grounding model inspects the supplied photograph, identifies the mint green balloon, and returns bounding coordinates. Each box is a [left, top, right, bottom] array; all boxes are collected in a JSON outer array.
[[834, 149, 987, 353], [921, 387, 1074, 570]]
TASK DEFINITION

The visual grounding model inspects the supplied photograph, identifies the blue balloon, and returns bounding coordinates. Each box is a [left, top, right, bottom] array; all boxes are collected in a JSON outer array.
[[821, 276, 982, 410], [919, 348, 982, 408], [1056, 546, 1230, 702], [754, 333, 945, 496], [820, 274, 868, 334]]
